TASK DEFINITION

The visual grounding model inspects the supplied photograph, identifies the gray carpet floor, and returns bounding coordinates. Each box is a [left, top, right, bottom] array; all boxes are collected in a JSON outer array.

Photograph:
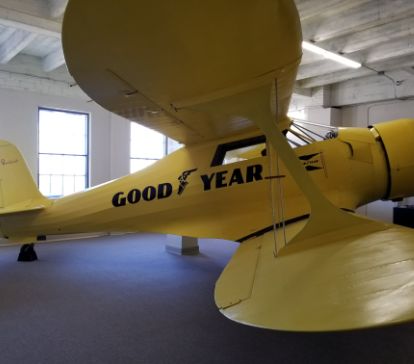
[[0, 233, 414, 364]]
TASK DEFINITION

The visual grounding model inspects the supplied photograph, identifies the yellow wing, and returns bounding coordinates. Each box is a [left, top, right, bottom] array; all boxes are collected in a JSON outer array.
[[62, 0, 414, 332], [62, 0, 366, 241], [216, 217, 414, 331], [62, 0, 302, 145]]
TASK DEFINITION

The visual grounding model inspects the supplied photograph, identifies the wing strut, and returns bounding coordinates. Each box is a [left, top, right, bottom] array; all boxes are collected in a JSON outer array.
[[267, 140, 288, 256], [251, 80, 386, 253]]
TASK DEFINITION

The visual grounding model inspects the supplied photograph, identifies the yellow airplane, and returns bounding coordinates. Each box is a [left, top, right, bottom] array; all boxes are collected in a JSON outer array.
[[1, 0, 414, 332]]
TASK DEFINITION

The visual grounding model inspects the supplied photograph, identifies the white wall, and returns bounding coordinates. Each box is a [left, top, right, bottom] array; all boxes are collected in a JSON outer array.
[[341, 99, 414, 127], [0, 87, 131, 187], [308, 107, 342, 126]]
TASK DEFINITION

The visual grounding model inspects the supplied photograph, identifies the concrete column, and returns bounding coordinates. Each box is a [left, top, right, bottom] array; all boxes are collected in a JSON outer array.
[[165, 235, 199, 255], [307, 106, 342, 126]]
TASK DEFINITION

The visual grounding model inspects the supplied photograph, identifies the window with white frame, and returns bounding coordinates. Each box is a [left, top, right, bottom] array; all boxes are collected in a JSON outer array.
[[130, 123, 182, 173], [38, 108, 89, 197]]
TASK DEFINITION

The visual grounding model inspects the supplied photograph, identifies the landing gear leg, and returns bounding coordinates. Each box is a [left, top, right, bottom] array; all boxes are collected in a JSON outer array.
[[17, 243, 38, 262]]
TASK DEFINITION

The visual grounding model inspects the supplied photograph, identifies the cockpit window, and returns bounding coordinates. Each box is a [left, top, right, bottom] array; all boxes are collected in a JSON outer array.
[[211, 135, 266, 166], [210, 121, 338, 166]]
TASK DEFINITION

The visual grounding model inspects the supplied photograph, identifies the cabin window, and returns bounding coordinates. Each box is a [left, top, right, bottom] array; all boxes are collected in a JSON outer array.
[[211, 135, 266, 166], [130, 123, 181, 173], [38, 108, 89, 197]]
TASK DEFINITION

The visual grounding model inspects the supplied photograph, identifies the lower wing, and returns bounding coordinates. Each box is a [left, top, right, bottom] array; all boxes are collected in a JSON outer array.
[[215, 215, 414, 332]]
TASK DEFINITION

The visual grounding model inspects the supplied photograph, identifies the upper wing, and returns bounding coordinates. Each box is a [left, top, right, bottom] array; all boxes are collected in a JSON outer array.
[[215, 216, 414, 331], [62, 0, 302, 145]]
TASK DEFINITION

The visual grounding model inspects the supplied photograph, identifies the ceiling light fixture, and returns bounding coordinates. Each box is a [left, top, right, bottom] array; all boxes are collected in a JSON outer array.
[[302, 41, 362, 69]]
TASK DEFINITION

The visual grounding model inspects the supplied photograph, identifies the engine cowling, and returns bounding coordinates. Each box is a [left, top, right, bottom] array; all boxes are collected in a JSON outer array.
[[373, 119, 414, 200]]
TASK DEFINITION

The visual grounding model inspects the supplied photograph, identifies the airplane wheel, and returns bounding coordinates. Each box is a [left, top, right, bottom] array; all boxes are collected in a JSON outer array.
[[17, 243, 38, 262]]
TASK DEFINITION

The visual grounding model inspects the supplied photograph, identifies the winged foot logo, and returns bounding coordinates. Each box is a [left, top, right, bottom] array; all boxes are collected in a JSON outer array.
[[178, 168, 197, 195]]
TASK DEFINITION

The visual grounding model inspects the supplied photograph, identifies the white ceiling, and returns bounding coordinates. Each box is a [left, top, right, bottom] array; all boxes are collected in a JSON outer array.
[[0, 0, 413, 110]]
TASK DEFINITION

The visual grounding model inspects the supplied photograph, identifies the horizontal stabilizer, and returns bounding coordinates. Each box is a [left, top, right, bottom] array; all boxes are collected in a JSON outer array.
[[0, 200, 46, 215], [215, 217, 414, 331]]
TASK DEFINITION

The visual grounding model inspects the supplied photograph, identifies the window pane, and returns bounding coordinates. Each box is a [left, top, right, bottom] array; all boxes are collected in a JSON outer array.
[[39, 109, 88, 155], [38, 108, 89, 197], [167, 138, 183, 154], [129, 123, 182, 173], [63, 175, 75, 196], [74, 176, 86, 192], [39, 175, 51, 196], [50, 175, 63, 196], [130, 123, 165, 159], [130, 159, 157, 173], [63, 155, 87, 175], [39, 154, 64, 175]]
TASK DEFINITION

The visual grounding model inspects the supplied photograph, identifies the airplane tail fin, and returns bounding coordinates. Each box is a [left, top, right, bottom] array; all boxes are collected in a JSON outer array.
[[0, 140, 50, 215]]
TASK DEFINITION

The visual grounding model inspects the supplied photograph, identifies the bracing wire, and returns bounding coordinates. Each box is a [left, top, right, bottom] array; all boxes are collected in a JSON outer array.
[[268, 141, 280, 257], [270, 78, 288, 256], [291, 123, 323, 140], [275, 154, 287, 248], [286, 120, 339, 147], [271, 79, 280, 256]]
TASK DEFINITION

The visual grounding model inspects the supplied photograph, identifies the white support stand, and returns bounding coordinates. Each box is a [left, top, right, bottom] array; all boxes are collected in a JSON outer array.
[[165, 235, 199, 255]]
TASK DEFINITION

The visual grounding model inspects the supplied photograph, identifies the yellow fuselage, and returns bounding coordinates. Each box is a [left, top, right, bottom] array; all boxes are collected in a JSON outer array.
[[2, 119, 413, 244]]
